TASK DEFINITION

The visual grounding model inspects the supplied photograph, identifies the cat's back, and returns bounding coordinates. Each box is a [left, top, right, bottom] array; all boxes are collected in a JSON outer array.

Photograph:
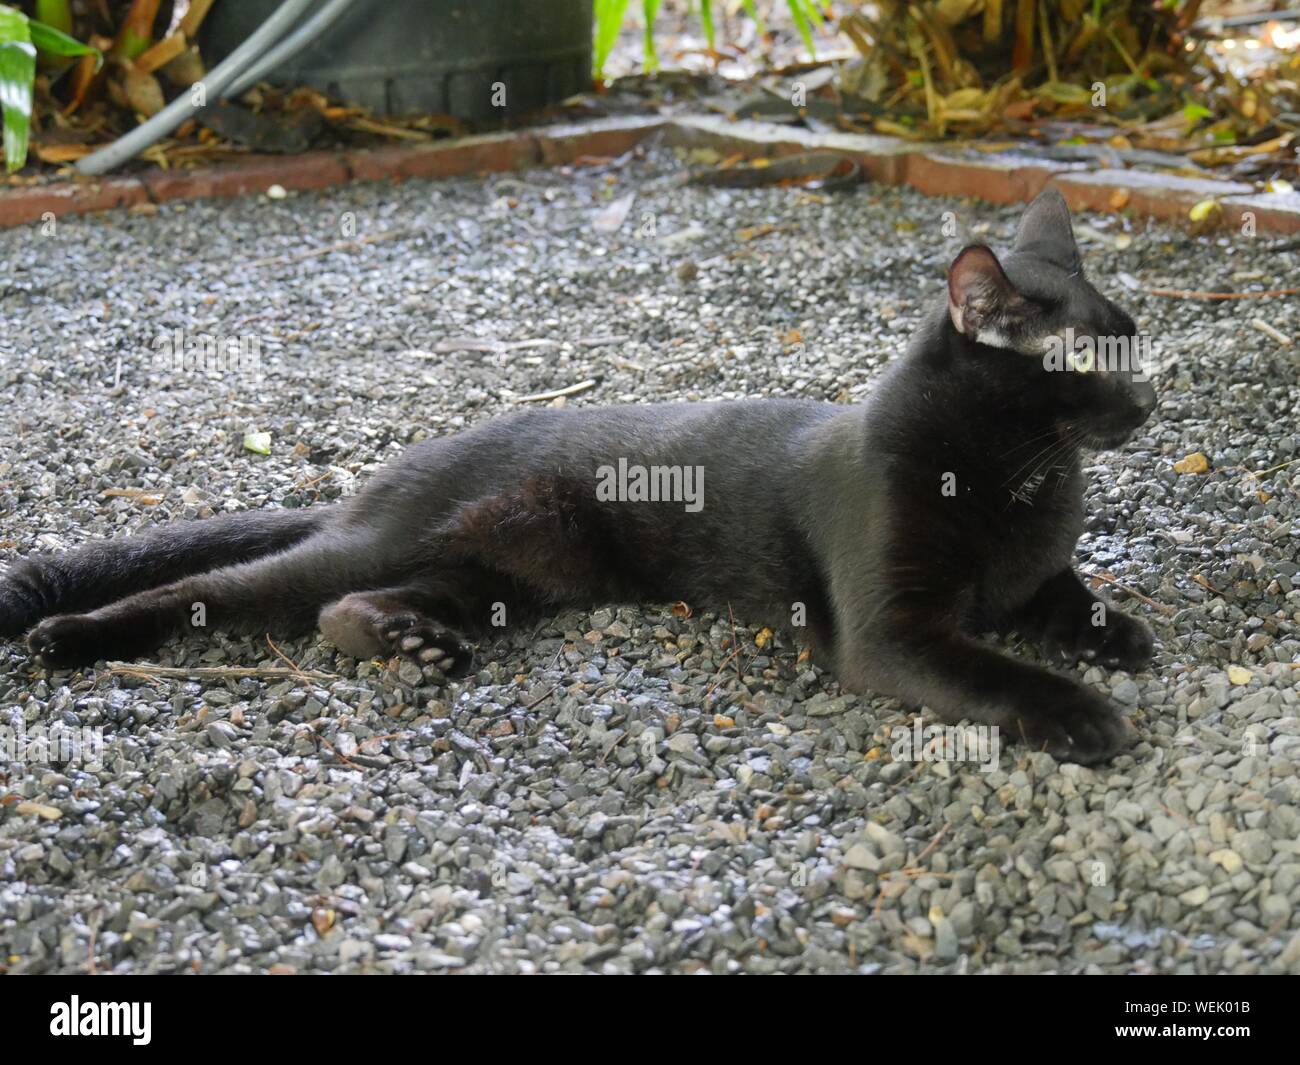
[[428, 396, 839, 471], [351, 397, 842, 524]]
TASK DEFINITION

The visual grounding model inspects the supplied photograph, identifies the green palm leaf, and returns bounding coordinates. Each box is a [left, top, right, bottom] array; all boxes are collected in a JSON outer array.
[[0, 4, 100, 172], [594, 0, 631, 78], [787, 0, 819, 58], [0, 5, 36, 172], [642, 0, 663, 71], [30, 18, 99, 62]]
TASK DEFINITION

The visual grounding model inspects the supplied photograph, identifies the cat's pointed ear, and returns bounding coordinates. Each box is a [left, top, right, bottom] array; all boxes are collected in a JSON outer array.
[[1013, 187, 1081, 272], [947, 245, 1024, 342]]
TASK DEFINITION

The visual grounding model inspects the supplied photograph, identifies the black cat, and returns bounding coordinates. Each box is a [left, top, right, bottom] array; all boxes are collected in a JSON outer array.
[[0, 189, 1156, 763]]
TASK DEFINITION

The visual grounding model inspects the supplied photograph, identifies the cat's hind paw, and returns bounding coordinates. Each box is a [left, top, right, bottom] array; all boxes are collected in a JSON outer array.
[[27, 614, 101, 669], [384, 619, 474, 676], [320, 590, 476, 676]]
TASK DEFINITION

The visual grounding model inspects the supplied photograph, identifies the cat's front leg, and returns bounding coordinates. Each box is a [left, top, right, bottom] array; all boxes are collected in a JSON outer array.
[[1016, 568, 1153, 672], [841, 620, 1134, 764]]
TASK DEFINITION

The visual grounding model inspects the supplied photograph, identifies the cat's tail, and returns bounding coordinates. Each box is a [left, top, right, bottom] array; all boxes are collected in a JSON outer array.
[[0, 505, 331, 638]]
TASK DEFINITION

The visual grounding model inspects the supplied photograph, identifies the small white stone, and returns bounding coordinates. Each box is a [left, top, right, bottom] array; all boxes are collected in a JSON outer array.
[[1209, 849, 1243, 875]]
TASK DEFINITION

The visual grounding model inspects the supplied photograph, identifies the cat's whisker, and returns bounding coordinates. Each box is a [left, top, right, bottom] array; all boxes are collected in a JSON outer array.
[[999, 423, 1071, 458], [1003, 430, 1075, 487], [1005, 428, 1085, 505]]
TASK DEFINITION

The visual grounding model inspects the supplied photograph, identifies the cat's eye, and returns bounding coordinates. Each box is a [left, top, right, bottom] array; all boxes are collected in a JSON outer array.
[[1066, 337, 1098, 373]]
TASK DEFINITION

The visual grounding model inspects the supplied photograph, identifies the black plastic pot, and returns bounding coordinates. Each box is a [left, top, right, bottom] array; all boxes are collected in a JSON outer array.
[[199, 0, 593, 123]]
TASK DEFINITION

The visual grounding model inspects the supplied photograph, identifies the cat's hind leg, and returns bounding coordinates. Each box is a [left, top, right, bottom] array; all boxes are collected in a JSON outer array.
[[25, 529, 387, 669], [315, 475, 634, 670], [1, 506, 329, 638]]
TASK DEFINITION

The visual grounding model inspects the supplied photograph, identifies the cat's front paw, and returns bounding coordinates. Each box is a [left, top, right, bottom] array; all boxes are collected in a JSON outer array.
[[1042, 605, 1153, 672], [27, 614, 102, 669], [1012, 687, 1133, 765]]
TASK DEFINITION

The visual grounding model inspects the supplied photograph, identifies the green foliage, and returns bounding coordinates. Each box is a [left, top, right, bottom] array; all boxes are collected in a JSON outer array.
[[698, 0, 714, 51], [594, 0, 821, 79], [0, 2, 99, 172], [0, 5, 36, 172], [786, 0, 821, 60], [643, 0, 663, 71], [28, 16, 98, 60], [594, 0, 631, 80], [34, 1, 72, 35]]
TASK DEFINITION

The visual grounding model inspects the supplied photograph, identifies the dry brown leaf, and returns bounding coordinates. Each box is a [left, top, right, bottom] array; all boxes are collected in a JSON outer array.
[[102, 487, 164, 505], [33, 143, 92, 164], [737, 223, 780, 242], [1002, 99, 1036, 121], [135, 32, 187, 75], [121, 65, 165, 117], [179, 0, 217, 37], [592, 192, 635, 234], [310, 907, 335, 936]]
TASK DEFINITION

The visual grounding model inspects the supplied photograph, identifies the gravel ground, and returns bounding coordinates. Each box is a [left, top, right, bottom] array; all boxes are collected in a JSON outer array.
[[1, 145, 1298, 974]]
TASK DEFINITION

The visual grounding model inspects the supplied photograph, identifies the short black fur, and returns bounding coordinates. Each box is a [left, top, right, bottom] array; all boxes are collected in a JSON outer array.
[[0, 189, 1158, 763]]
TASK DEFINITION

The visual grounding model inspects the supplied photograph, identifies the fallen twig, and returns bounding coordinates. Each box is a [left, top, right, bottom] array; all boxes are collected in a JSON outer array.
[[1080, 570, 1177, 616], [247, 228, 409, 269], [345, 117, 433, 141], [418, 338, 560, 356], [574, 334, 629, 348], [1244, 458, 1300, 481], [1249, 318, 1293, 347], [1144, 287, 1300, 301], [106, 661, 339, 682], [307, 726, 363, 770], [912, 822, 951, 866], [265, 635, 318, 686], [1191, 573, 1227, 598], [523, 686, 557, 711], [515, 379, 598, 403]]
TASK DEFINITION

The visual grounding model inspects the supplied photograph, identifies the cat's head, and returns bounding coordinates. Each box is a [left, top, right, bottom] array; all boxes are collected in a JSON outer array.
[[945, 188, 1156, 448]]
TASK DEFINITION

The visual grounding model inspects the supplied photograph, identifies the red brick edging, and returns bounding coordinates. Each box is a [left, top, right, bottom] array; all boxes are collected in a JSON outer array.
[[2, 113, 1297, 234]]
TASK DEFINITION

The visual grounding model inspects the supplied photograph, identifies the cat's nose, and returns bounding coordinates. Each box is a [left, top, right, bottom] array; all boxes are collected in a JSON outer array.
[[1132, 379, 1157, 422]]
